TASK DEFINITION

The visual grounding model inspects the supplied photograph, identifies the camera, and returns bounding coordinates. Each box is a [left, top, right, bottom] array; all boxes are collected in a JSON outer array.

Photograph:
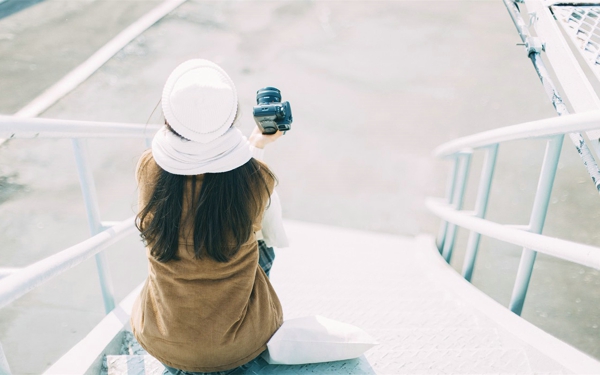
[[253, 87, 293, 134]]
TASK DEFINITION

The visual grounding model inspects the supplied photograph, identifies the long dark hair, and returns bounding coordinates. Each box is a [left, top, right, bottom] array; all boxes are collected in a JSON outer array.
[[136, 148, 276, 263]]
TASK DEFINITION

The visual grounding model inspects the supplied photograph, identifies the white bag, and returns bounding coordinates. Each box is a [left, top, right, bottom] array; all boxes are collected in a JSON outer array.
[[264, 315, 378, 365]]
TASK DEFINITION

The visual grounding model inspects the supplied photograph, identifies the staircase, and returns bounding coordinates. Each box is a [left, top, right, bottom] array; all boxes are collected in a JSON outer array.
[[100, 220, 598, 375]]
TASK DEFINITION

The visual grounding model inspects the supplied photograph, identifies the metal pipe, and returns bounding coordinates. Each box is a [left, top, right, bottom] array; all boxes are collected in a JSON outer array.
[[0, 218, 135, 310], [530, 53, 600, 192], [433, 110, 600, 158], [72, 139, 116, 313], [442, 152, 472, 262], [72, 140, 103, 234], [504, 0, 529, 44], [503, 0, 600, 194], [437, 157, 459, 251], [568, 132, 600, 192], [426, 198, 600, 271], [462, 144, 499, 281], [526, 52, 600, 193], [509, 135, 564, 315], [0, 116, 160, 139], [505, 0, 571, 116]]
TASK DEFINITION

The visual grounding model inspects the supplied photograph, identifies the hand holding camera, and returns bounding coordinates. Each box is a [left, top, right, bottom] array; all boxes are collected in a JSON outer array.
[[249, 125, 283, 149]]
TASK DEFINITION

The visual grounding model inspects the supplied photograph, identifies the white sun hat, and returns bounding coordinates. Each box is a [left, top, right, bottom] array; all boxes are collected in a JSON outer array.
[[161, 59, 238, 143], [152, 59, 251, 175]]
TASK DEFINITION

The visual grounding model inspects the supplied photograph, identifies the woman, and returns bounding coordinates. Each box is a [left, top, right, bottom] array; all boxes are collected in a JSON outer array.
[[130, 59, 286, 375]]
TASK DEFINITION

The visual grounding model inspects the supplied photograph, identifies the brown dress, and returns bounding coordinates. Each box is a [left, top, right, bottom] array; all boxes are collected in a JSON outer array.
[[130, 150, 283, 372]]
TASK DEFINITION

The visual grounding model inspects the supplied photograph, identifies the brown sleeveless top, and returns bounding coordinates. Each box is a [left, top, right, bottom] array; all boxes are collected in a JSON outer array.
[[130, 150, 283, 372]]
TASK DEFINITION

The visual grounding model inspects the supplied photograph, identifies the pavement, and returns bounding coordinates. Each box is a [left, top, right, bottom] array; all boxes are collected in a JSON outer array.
[[0, 0, 599, 374]]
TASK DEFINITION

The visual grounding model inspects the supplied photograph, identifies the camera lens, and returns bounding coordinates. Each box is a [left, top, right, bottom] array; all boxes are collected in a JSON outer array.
[[256, 87, 281, 105]]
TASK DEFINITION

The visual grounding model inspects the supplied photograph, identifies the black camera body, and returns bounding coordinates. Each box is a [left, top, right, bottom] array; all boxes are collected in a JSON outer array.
[[253, 87, 293, 134]]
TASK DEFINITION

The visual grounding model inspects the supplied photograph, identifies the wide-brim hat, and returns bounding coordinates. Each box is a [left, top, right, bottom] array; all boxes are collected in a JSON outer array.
[[162, 59, 238, 143]]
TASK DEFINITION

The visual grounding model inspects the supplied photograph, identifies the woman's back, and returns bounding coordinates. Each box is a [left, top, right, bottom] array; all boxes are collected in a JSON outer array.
[[131, 150, 283, 373]]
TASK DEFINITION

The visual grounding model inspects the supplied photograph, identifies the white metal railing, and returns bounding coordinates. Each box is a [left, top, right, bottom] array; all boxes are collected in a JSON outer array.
[[431, 0, 600, 319], [434, 4, 600, 315], [0, 117, 158, 310], [433, 109, 600, 158], [0, 116, 160, 139], [428, 199, 600, 271], [431, 110, 600, 316], [0, 1, 187, 373], [0, 217, 136, 310], [0, 116, 159, 375]]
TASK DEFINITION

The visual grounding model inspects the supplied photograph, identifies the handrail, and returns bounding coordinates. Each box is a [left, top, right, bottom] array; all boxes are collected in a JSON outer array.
[[0, 0, 190, 371], [430, 110, 600, 316], [0, 115, 154, 374], [0, 116, 161, 139], [434, 109, 600, 158], [427, 199, 600, 271], [428, 0, 600, 319], [0, 217, 136, 310]]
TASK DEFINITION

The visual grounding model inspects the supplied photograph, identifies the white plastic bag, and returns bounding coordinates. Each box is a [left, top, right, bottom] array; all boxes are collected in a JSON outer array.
[[264, 315, 378, 365]]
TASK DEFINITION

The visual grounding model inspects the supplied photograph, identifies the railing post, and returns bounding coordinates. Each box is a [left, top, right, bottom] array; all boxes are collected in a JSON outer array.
[[441, 151, 472, 263], [437, 157, 459, 251], [0, 341, 11, 375], [72, 139, 116, 313], [462, 144, 498, 281], [509, 135, 564, 315]]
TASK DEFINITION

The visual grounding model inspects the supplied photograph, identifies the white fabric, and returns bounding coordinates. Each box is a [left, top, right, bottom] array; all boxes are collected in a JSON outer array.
[[162, 59, 237, 143], [250, 145, 289, 248], [261, 191, 289, 248], [152, 125, 251, 175], [264, 315, 378, 365], [249, 144, 265, 161]]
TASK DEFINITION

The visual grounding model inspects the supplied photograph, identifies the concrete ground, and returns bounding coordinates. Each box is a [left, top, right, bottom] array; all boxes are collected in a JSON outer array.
[[0, 0, 599, 374]]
